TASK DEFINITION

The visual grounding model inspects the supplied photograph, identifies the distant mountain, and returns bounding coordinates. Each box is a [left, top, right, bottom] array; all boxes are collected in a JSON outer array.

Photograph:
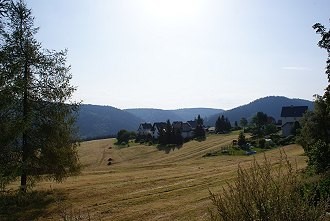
[[205, 96, 314, 126], [125, 108, 223, 123], [124, 109, 183, 123], [172, 108, 224, 122], [77, 104, 142, 139]]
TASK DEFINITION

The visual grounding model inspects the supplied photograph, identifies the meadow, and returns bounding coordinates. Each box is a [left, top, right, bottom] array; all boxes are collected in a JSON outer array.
[[34, 133, 306, 221]]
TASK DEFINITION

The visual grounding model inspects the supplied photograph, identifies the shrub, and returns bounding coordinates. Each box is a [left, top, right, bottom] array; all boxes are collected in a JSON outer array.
[[237, 131, 246, 147], [258, 138, 266, 148], [209, 152, 328, 221]]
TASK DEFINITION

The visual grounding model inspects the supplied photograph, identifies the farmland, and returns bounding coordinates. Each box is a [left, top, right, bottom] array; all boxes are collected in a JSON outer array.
[[35, 134, 306, 221]]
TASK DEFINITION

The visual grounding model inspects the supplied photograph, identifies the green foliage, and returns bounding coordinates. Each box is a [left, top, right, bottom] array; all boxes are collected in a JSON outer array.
[[291, 121, 301, 136], [239, 117, 248, 128], [0, 0, 80, 191], [209, 153, 328, 221], [194, 125, 206, 140], [264, 123, 278, 135], [215, 115, 231, 133], [306, 140, 330, 173], [158, 120, 184, 146], [116, 130, 136, 144], [251, 112, 268, 136], [196, 114, 203, 125], [298, 21, 330, 174], [258, 138, 266, 148], [237, 131, 246, 147]]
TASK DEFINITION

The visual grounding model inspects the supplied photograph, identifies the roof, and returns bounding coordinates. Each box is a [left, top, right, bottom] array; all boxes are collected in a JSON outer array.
[[172, 121, 183, 129], [187, 120, 197, 129], [280, 106, 308, 118], [182, 122, 192, 132], [139, 123, 153, 130], [152, 122, 167, 131]]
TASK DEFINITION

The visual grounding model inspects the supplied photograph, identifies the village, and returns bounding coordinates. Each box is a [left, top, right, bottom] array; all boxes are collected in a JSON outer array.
[[136, 105, 309, 141]]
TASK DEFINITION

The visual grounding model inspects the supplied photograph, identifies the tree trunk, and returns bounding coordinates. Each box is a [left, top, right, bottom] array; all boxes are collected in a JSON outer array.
[[20, 59, 29, 192]]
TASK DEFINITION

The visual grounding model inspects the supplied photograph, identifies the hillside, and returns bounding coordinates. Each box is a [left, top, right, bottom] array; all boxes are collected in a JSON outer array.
[[206, 96, 314, 126], [124, 108, 184, 123], [76, 96, 313, 139], [34, 134, 307, 221], [77, 104, 142, 139], [125, 108, 223, 123]]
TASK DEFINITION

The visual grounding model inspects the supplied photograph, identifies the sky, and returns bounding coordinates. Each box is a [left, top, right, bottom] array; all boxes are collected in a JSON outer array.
[[25, 0, 330, 110]]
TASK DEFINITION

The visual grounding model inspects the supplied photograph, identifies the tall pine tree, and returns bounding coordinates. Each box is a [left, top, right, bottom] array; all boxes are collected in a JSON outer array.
[[0, 0, 80, 191]]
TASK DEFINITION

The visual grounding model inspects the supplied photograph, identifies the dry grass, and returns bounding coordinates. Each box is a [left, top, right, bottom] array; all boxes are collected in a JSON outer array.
[[30, 134, 306, 221]]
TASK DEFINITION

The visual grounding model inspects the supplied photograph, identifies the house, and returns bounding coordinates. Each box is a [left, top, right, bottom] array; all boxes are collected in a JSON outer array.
[[172, 121, 194, 139], [187, 120, 197, 130], [281, 106, 308, 136], [172, 121, 183, 130], [181, 122, 193, 139], [137, 123, 153, 136], [151, 122, 167, 139]]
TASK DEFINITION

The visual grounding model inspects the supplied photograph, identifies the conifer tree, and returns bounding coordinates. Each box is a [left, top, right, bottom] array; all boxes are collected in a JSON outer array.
[[0, 0, 80, 191]]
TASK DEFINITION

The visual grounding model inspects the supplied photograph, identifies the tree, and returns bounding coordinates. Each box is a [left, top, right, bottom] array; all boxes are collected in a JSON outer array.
[[194, 115, 206, 139], [237, 131, 246, 147], [239, 117, 248, 132], [196, 114, 203, 125], [116, 130, 130, 144], [239, 117, 248, 128], [251, 112, 268, 136], [0, 0, 80, 191], [298, 21, 330, 174], [215, 115, 231, 133], [234, 121, 238, 129]]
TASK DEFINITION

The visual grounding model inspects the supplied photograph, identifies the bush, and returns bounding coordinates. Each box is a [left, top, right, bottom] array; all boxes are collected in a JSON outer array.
[[209, 152, 328, 221], [258, 138, 266, 148]]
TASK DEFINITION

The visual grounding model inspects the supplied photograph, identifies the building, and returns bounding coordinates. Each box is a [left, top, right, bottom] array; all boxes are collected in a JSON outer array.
[[137, 123, 153, 136], [280, 106, 308, 136], [151, 122, 167, 139]]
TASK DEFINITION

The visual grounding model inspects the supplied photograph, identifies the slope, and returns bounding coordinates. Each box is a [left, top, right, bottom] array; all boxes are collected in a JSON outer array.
[[77, 104, 142, 139], [125, 108, 223, 123], [206, 96, 314, 126], [36, 134, 307, 221]]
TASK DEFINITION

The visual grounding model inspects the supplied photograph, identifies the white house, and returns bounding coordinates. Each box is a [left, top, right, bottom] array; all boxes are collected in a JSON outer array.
[[137, 123, 153, 136], [181, 122, 194, 139], [151, 122, 167, 139], [150, 121, 194, 140], [281, 106, 308, 136]]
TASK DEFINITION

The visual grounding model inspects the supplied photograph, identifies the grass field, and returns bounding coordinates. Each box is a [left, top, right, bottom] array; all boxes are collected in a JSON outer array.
[[33, 133, 306, 221]]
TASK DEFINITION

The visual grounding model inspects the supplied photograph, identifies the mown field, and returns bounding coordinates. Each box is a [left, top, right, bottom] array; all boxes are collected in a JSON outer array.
[[35, 133, 306, 221]]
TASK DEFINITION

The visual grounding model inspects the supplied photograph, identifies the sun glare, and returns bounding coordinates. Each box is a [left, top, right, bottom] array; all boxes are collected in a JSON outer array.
[[141, 0, 201, 22]]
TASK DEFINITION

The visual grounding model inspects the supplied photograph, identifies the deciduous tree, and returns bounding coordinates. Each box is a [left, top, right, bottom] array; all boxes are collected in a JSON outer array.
[[298, 21, 330, 174]]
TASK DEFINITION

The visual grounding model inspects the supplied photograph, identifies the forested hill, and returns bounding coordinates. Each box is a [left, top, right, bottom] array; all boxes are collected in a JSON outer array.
[[76, 97, 313, 139], [76, 106, 223, 139], [205, 96, 314, 126], [124, 108, 224, 123], [76, 104, 142, 140]]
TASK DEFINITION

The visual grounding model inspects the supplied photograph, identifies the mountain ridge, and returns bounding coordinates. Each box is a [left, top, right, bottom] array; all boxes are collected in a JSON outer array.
[[205, 96, 314, 126]]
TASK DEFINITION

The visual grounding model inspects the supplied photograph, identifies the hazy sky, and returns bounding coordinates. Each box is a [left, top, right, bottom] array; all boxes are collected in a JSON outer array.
[[25, 0, 330, 110]]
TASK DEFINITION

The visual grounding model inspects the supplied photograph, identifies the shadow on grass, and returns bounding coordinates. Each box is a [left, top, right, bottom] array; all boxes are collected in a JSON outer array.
[[0, 190, 63, 221], [157, 144, 183, 154]]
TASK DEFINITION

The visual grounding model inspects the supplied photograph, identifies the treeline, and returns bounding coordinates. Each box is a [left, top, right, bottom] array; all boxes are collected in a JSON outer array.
[[158, 120, 184, 145], [215, 115, 232, 133]]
